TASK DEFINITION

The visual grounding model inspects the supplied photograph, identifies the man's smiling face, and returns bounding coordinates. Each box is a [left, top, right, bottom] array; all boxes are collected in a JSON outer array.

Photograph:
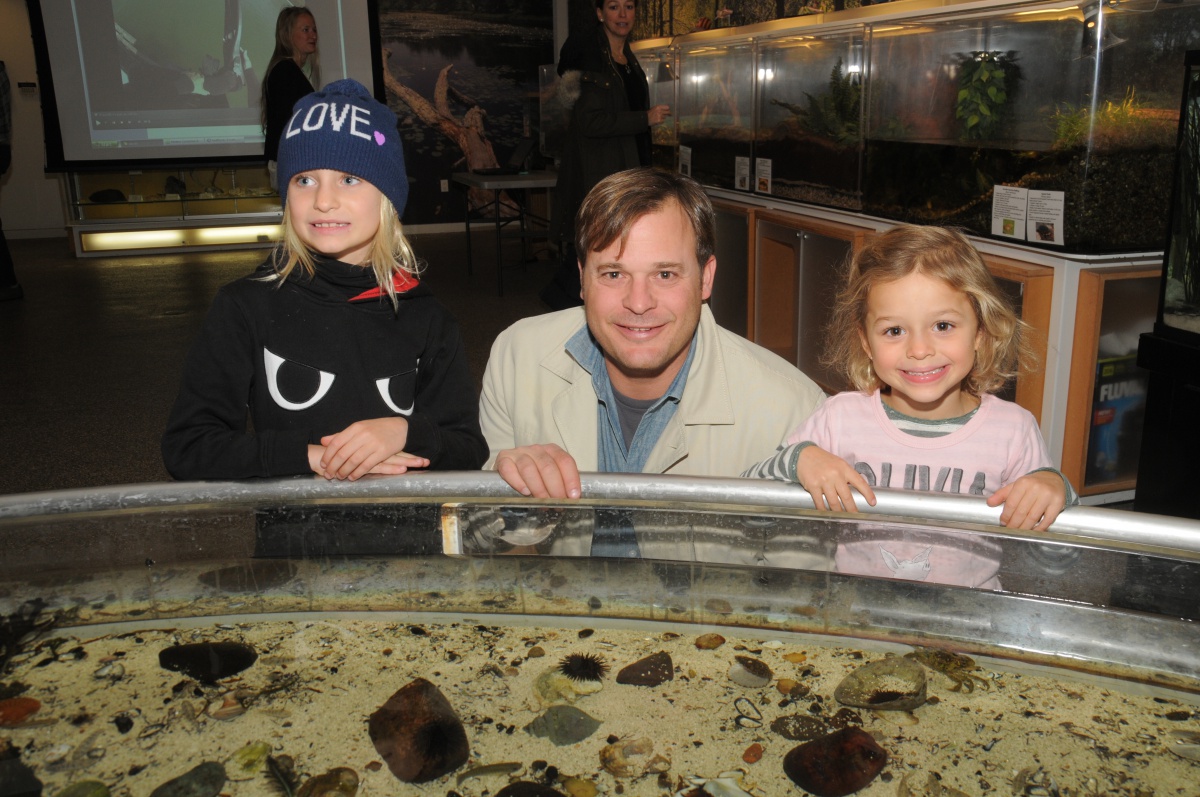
[[580, 200, 716, 400]]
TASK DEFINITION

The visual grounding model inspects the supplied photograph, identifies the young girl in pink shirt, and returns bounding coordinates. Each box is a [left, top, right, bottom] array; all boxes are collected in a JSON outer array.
[[745, 225, 1075, 587]]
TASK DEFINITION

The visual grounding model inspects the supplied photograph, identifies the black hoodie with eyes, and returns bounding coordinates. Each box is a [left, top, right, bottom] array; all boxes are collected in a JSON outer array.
[[162, 255, 487, 480]]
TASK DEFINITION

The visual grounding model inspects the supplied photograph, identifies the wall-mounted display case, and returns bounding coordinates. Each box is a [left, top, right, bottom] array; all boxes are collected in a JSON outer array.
[[635, 0, 1200, 255], [755, 26, 866, 211], [677, 40, 755, 190], [70, 167, 278, 223], [67, 166, 281, 256]]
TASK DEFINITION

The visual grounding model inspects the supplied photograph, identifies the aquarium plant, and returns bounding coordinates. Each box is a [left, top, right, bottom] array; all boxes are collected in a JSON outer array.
[[770, 57, 861, 146], [1051, 90, 1179, 154], [955, 50, 1020, 141]]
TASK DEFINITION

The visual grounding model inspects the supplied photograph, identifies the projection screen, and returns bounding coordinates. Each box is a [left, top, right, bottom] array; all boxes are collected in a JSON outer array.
[[28, 0, 379, 170]]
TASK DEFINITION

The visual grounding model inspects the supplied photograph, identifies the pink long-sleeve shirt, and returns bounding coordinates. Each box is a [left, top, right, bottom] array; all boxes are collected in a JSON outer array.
[[786, 390, 1054, 589]]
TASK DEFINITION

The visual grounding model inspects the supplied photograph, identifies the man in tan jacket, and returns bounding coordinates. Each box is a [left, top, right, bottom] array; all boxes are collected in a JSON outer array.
[[479, 168, 825, 499]]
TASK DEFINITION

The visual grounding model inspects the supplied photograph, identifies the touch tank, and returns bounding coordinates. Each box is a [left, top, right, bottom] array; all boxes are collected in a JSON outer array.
[[2, 475, 1200, 796], [676, 39, 756, 191]]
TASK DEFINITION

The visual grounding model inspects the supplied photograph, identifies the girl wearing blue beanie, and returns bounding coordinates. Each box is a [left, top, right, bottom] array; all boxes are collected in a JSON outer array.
[[163, 80, 487, 482]]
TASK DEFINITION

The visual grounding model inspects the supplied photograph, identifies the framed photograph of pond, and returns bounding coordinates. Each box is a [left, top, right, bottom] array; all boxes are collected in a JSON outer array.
[[376, 2, 553, 226]]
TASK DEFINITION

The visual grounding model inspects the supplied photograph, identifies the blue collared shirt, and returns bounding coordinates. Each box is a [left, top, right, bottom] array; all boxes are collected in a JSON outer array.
[[565, 325, 697, 474], [565, 325, 697, 558]]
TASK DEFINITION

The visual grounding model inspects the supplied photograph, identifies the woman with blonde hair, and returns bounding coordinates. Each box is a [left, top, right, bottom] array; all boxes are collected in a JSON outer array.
[[261, 6, 320, 188]]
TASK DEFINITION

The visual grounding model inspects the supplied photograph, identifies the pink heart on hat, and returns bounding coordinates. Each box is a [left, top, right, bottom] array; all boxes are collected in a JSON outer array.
[[374, 131, 386, 145]]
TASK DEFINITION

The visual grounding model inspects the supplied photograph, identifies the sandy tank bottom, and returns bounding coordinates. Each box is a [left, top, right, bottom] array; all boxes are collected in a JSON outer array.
[[2, 609, 1199, 797]]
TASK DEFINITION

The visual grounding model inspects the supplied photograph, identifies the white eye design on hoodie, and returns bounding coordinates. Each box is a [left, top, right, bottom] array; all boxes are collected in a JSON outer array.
[[264, 347, 335, 410], [376, 358, 418, 416]]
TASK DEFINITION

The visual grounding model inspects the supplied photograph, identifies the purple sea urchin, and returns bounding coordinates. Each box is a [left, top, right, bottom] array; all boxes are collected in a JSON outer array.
[[557, 652, 609, 682]]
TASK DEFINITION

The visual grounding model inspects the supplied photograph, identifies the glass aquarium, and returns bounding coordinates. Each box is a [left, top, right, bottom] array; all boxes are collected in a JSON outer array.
[[1159, 49, 1200, 338], [2, 474, 1200, 796], [657, 0, 1200, 254], [862, 0, 1190, 253], [635, 40, 680, 173], [538, 64, 570, 160], [755, 26, 867, 211], [677, 40, 755, 190]]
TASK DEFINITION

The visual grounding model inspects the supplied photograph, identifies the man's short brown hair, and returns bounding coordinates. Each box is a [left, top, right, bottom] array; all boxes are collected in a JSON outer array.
[[575, 167, 716, 267]]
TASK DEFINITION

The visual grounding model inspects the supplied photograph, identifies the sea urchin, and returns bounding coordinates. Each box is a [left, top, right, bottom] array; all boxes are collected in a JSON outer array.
[[558, 652, 609, 682]]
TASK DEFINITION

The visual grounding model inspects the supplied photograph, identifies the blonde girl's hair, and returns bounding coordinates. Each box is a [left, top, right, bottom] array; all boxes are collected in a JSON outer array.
[[266, 194, 422, 310], [823, 224, 1039, 397], [260, 7, 322, 131]]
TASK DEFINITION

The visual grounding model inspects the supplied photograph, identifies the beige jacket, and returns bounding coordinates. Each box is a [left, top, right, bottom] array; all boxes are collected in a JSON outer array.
[[480, 306, 825, 477]]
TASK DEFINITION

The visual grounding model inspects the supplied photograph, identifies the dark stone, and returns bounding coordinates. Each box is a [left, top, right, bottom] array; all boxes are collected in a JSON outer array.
[[525, 705, 601, 745], [158, 643, 257, 684], [494, 784, 566, 797], [783, 728, 887, 797], [368, 678, 469, 783], [148, 761, 227, 797], [0, 752, 43, 797], [615, 651, 674, 687]]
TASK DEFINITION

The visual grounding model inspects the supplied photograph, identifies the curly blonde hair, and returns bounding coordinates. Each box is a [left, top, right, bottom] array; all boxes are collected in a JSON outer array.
[[267, 195, 422, 310], [823, 224, 1038, 397]]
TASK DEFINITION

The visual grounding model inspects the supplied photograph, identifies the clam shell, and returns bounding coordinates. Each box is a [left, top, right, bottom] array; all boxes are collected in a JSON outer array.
[[834, 657, 927, 711]]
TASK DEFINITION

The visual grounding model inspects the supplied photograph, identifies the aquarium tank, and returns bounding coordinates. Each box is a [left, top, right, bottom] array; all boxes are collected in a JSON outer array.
[[635, 40, 680, 172], [538, 64, 570, 160], [1159, 49, 1200, 337], [863, 0, 1190, 253], [755, 26, 867, 211], [676, 39, 755, 190], [653, 0, 1200, 254]]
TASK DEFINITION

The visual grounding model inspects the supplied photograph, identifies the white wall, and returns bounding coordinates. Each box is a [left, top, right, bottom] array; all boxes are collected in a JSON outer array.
[[2, 0, 72, 238]]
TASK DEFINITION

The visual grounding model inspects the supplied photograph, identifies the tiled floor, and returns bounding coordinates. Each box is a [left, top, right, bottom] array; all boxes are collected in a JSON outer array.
[[0, 232, 558, 495]]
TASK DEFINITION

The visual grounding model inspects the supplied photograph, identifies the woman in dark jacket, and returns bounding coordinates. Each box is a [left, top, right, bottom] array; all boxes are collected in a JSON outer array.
[[542, 0, 671, 309], [261, 7, 320, 189]]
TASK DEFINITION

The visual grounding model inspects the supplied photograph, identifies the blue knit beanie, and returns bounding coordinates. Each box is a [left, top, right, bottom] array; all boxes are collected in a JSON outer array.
[[277, 79, 408, 217]]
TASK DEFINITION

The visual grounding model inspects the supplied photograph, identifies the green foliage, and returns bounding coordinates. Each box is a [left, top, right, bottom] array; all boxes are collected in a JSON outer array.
[[1051, 90, 1178, 152], [955, 50, 1020, 141], [794, 58, 862, 146]]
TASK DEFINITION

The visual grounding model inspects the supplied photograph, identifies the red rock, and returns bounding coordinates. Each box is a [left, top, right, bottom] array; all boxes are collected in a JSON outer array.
[[742, 742, 764, 764], [783, 727, 887, 797], [368, 678, 469, 783], [0, 697, 40, 727]]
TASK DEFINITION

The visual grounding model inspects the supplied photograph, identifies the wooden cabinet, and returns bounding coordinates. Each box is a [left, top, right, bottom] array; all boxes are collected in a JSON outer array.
[[1061, 267, 1160, 497], [750, 211, 869, 394]]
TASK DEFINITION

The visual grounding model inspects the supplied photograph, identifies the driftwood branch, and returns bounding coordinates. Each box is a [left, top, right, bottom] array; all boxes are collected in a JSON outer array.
[[381, 48, 519, 216]]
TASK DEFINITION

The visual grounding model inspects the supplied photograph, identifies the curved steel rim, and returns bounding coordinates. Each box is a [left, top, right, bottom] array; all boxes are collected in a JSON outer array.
[[2, 472, 1199, 556]]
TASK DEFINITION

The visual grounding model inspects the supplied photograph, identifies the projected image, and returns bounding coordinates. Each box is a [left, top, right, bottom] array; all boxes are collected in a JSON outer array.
[[33, 0, 375, 166], [105, 0, 261, 114]]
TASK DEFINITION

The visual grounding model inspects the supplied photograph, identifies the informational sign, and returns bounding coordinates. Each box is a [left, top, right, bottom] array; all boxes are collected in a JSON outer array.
[[990, 186, 1066, 246], [735, 156, 750, 191], [679, 145, 692, 177], [1026, 190, 1066, 246], [991, 185, 1028, 240], [755, 158, 772, 194]]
